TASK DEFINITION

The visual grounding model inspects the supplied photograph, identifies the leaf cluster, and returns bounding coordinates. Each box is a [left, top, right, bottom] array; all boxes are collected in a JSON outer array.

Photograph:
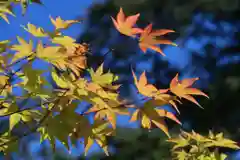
[[0, 3, 238, 159], [168, 130, 240, 160]]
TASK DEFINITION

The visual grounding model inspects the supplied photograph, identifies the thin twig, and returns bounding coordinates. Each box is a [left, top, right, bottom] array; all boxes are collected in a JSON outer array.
[[6, 54, 33, 68]]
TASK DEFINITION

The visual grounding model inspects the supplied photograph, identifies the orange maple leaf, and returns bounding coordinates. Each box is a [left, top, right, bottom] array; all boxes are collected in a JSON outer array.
[[169, 73, 209, 107], [132, 70, 159, 97], [131, 70, 180, 112], [138, 23, 177, 55], [111, 7, 143, 37]]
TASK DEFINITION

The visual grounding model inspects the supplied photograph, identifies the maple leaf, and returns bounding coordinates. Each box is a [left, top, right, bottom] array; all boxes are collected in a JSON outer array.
[[85, 101, 129, 129], [0, 7, 15, 24], [63, 44, 88, 77], [45, 44, 87, 78], [70, 118, 113, 156], [132, 70, 158, 97], [138, 23, 177, 55], [51, 70, 70, 89], [130, 99, 181, 138], [89, 63, 118, 87], [205, 132, 240, 149], [21, 23, 48, 37], [36, 41, 66, 61], [111, 7, 142, 37], [169, 73, 209, 107], [51, 36, 78, 48], [10, 36, 33, 63], [132, 70, 180, 112], [50, 16, 80, 30], [38, 102, 81, 151], [86, 82, 118, 101]]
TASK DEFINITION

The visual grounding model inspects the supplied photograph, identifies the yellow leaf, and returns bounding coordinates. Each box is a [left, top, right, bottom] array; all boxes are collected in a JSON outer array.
[[87, 105, 119, 129], [219, 153, 227, 160], [0, 40, 10, 53], [21, 110, 42, 122], [141, 114, 151, 129], [152, 118, 170, 138], [36, 42, 65, 60], [0, 7, 15, 24], [130, 109, 140, 122], [92, 119, 110, 134], [9, 113, 21, 131], [84, 136, 94, 156], [89, 63, 118, 86], [155, 109, 181, 124], [0, 108, 7, 116], [132, 70, 158, 97], [51, 36, 78, 48], [50, 16, 80, 30], [0, 75, 8, 86], [167, 136, 189, 150], [95, 136, 109, 156], [51, 71, 69, 88], [11, 36, 33, 63], [22, 23, 48, 37]]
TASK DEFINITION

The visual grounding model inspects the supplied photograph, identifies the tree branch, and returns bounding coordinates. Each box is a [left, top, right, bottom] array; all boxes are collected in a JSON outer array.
[[6, 54, 34, 68]]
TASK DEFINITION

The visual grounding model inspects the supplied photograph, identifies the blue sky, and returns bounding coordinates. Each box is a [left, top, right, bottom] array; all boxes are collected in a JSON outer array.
[[0, 0, 239, 159]]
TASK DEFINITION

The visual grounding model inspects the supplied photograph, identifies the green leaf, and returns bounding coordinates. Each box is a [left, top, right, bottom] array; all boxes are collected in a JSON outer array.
[[38, 102, 82, 151], [9, 113, 21, 131], [0, 132, 19, 154]]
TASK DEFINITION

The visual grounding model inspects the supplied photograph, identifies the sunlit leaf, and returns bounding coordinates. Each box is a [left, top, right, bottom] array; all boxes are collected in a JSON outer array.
[[138, 23, 176, 55], [89, 63, 118, 87], [51, 71, 69, 89], [170, 73, 209, 107], [50, 16, 80, 30], [51, 36, 78, 48], [9, 113, 21, 131], [111, 7, 142, 37], [0, 7, 15, 24], [21, 23, 48, 37], [10, 36, 33, 63]]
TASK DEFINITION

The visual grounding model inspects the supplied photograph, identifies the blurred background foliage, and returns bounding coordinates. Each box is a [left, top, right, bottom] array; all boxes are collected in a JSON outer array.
[[76, 0, 240, 159], [0, 0, 239, 159], [78, 0, 240, 133]]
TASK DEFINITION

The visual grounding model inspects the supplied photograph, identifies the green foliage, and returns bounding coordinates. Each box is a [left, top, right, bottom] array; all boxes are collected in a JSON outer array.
[[168, 130, 240, 160], [0, 2, 239, 159]]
